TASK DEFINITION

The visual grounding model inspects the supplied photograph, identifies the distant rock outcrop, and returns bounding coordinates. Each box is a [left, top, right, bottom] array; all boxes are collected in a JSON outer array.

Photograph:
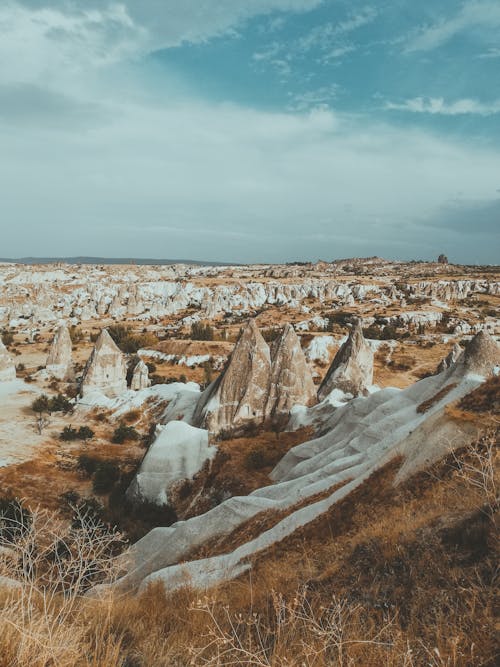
[[192, 319, 271, 434], [318, 320, 373, 400], [131, 359, 151, 391], [46, 324, 73, 380], [0, 338, 16, 381], [266, 324, 316, 424], [80, 329, 127, 398], [436, 343, 462, 374]]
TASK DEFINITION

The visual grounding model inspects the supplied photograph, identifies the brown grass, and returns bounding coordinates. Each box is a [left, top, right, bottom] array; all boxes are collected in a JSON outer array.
[[416, 383, 458, 413], [1, 436, 497, 666]]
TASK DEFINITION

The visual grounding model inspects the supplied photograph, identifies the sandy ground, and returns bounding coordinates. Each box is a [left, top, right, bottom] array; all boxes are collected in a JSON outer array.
[[0, 380, 47, 467]]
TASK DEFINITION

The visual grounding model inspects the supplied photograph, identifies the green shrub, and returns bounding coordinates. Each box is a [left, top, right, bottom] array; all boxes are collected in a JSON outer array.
[[112, 423, 139, 444], [60, 425, 79, 441]]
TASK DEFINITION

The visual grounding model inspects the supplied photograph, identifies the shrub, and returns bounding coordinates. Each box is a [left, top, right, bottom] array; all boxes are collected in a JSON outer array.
[[32, 394, 50, 414], [1, 330, 14, 346], [92, 462, 120, 494], [49, 393, 73, 414], [78, 425, 95, 441], [60, 425, 79, 441], [244, 448, 268, 470], [112, 423, 139, 444], [77, 454, 100, 476], [190, 321, 214, 341], [0, 497, 32, 543]]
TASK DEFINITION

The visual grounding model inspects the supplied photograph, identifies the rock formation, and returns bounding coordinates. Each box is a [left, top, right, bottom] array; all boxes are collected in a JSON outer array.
[[317, 320, 373, 400], [126, 421, 217, 505], [80, 329, 127, 398], [46, 324, 74, 380], [266, 324, 316, 424], [0, 338, 16, 381], [458, 330, 500, 375], [192, 319, 271, 434], [131, 359, 151, 391], [436, 342, 462, 374]]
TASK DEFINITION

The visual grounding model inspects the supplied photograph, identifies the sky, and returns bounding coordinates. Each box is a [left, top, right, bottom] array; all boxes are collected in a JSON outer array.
[[0, 0, 499, 264]]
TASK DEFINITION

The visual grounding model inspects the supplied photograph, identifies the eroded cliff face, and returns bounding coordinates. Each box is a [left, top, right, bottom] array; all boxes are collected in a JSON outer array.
[[80, 329, 127, 398], [318, 320, 374, 400], [192, 320, 318, 435], [193, 319, 272, 435], [266, 324, 316, 424]]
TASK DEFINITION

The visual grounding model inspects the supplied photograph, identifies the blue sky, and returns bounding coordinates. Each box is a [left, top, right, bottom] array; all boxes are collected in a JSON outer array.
[[0, 1, 499, 263]]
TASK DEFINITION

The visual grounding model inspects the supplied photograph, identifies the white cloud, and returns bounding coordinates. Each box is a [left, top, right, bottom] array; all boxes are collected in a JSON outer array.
[[2, 91, 500, 262], [385, 96, 500, 116], [405, 0, 500, 52], [297, 6, 377, 52]]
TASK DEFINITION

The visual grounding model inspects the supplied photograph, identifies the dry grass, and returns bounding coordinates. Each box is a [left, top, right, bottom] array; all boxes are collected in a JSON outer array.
[[416, 383, 458, 413], [1, 434, 497, 666]]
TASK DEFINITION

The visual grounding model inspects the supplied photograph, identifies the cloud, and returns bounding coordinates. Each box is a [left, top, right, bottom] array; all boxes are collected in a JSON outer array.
[[405, 0, 500, 52], [297, 6, 377, 52], [12, 0, 324, 52], [424, 198, 500, 235], [0, 82, 107, 127], [2, 94, 500, 262], [385, 96, 500, 116]]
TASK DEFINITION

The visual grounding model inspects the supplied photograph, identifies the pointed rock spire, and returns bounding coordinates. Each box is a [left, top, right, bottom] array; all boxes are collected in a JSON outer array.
[[459, 331, 500, 375], [131, 359, 151, 391], [0, 338, 16, 382], [46, 324, 74, 380], [80, 329, 127, 398], [318, 319, 373, 400], [266, 324, 316, 423], [193, 319, 271, 434]]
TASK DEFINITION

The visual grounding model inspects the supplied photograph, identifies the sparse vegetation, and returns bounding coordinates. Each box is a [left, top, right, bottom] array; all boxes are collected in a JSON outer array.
[[190, 321, 214, 341], [111, 422, 139, 444]]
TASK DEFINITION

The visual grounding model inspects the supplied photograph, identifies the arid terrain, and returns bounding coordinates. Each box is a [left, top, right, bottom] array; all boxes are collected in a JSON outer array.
[[0, 257, 498, 667]]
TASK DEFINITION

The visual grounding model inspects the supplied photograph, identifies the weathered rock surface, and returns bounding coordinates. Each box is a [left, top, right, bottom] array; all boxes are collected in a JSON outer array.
[[192, 319, 271, 434], [131, 359, 150, 391], [126, 421, 217, 505], [46, 324, 74, 380], [266, 324, 316, 424], [105, 331, 499, 595], [436, 342, 462, 374], [80, 329, 127, 398], [317, 320, 373, 400], [0, 339, 16, 381]]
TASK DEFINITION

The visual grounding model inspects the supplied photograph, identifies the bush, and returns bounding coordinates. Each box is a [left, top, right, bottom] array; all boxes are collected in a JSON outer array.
[[244, 448, 268, 470], [61, 426, 95, 442], [112, 423, 139, 444], [190, 322, 214, 341], [77, 454, 100, 476], [60, 425, 79, 441], [0, 497, 32, 543], [92, 462, 120, 494], [32, 393, 73, 415], [1, 330, 14, 346], [32, 394, 50, 414]]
